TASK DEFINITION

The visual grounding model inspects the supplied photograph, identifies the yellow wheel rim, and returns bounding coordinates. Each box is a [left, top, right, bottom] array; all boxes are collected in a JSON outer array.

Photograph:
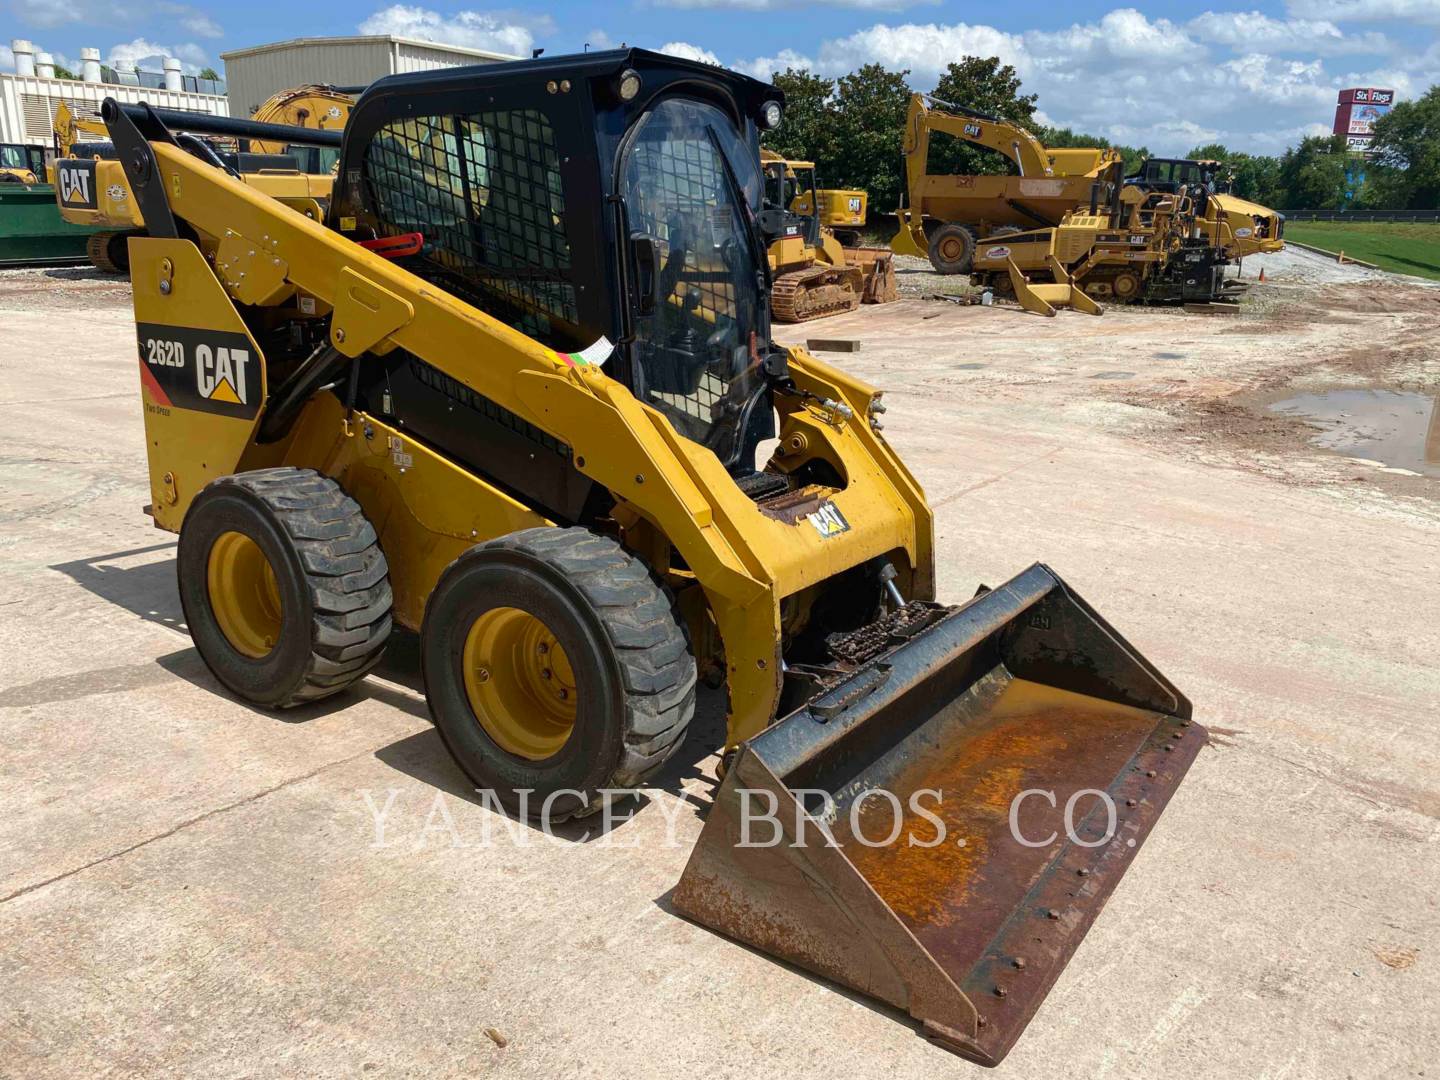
[[206, 530, 283, 659], [938, 234, 966, 261], [462, 607, 577, 760]]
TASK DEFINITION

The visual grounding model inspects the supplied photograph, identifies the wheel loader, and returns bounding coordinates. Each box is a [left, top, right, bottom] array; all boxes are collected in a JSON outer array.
[[760, 150, 896, 320], [53, 90, 349, 274], [105, 49, 1203, 1066]]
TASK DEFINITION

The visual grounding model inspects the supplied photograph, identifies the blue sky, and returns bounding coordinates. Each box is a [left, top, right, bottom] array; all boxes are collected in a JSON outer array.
[[3, 0, 1437, 154]]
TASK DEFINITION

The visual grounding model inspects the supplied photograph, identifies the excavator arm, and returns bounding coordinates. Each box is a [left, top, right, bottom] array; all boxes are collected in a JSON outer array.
[[53, 101, 110, 158]]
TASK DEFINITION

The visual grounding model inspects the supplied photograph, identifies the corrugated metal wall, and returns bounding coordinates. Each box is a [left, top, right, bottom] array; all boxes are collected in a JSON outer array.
[[392, 41, 494, 74], [224, 40, 506, 119], [0, 74, 229, 146], [224, 41, 392, 118]]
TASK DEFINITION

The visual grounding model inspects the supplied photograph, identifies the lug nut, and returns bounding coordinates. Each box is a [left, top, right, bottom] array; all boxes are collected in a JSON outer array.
[[477, 668, 490, 682], [541, 668, 552, 680], [1012, 957, 1026, 970]]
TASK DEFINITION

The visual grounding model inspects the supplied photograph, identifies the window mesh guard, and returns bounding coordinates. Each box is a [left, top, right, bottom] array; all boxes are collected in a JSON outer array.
[[629, 135, 741, 429], [364, 109, 578, 348]]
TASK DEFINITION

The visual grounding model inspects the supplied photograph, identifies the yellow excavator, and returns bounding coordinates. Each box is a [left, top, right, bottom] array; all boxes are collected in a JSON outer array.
[[890, 93, 1124, 273], [761, 150, 895, 321], [53, 88, 352, 273], [103, 49, 1203, 1066]]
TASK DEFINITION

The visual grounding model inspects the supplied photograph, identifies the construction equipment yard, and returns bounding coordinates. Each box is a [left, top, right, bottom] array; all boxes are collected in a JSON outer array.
[[1, 243, 1436, 1077]]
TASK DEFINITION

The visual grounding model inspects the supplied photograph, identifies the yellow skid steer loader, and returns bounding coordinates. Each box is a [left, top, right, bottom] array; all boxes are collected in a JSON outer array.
[[105, 50, 1202, 1066]]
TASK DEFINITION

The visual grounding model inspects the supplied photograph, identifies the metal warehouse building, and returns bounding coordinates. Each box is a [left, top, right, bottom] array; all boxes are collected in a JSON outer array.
[[221, 36, 515, 118]]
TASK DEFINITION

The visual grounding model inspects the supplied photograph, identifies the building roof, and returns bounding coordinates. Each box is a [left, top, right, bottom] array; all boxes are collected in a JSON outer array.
[[221, 35, 517, 63]]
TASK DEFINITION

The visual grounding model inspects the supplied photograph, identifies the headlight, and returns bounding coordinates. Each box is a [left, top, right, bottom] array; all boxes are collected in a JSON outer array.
[[618, 69, 642, 102], [761, 101, 782, 130]]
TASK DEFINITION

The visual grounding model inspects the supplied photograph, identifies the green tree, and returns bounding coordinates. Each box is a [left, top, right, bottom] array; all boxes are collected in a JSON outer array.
[[928, 57, 1038, 177], [198, 67, 221, 81], [52, 63, 77, 80], [1039, 124, 1149, 174], [761, 68, 836, 171], [1368, 84, 1440, 209], [1185, 142, 1283, 206], [828, 64, 912, 213], [1276, 135, 1351, 210]]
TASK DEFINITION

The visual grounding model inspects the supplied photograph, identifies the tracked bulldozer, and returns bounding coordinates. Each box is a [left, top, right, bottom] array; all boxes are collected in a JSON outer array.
[[761, 150, 895, 320], [106, 49, 1203, 1066]]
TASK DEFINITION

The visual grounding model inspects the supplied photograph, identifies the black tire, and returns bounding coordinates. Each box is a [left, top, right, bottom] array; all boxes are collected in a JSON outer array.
[[422, 527, 696, 822], [927, 223, 977, 274], [177, 467, 392, 708]]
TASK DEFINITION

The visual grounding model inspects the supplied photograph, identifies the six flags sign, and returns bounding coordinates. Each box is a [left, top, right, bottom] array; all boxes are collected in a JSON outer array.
[[1333, 87, 1396, 153]]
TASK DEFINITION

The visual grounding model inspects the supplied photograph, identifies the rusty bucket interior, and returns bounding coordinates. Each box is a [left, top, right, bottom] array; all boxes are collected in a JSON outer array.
[[673, 564, 1205, 1066]]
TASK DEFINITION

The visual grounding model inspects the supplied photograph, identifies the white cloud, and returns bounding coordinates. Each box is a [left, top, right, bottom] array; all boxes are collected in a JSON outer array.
[[107, 37, 211, 74], [584, 29, 616, 51], [0, 44, 13, 71], [1187, 10, 1392, 55], [664, 0, 934, 8], [180, 14, 225, 39], [357, 6, 547, 57], [727, 5, 1438, 155], [1286, 0, 1440, 24], [658, 41, 723, 66], [7, 0, 81, 28]]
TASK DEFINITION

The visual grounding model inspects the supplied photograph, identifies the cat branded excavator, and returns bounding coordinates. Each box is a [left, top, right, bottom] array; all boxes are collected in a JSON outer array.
[[52, 88, 351, 273], [104, 49, 1203, 1065], [890, 93, 1124, 273]]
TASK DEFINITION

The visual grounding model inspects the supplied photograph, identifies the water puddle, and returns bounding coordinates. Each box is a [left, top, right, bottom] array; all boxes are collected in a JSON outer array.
[[1090, 371, 1135, 380], [1269, 389, 1440, 478], [1153, 352, 1185, 360], [954, 362, 987, 370]]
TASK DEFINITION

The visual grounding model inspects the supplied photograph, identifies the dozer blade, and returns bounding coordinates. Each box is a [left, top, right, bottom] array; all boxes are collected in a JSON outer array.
[[846, 246, 899, 304], [673, 564, 1203, 1067], [1006, 256, 1103, 318]]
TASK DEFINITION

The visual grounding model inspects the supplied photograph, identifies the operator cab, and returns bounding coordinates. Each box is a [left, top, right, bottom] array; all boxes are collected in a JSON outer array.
[[0, 143, 46, 183], [331, 49, 787, 480], [1129, 157, 1231, 212]]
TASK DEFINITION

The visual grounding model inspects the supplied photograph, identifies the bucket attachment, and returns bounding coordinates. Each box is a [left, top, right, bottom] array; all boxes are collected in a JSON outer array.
[[1007, 255, 1103, 317], [889, 209, 928, 259], [673, 564, 1203, 1066]]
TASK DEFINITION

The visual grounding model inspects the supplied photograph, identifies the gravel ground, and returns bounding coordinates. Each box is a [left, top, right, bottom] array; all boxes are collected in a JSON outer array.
[[2, 256, 1438, 1079]]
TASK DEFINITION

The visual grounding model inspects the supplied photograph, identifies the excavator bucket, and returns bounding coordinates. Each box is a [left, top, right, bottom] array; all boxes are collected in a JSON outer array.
[[889, 209, 929, 259], [1007, 256, 1103, 317], [674, 564, 1203, 1067], [846, 246, 899, 304]]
